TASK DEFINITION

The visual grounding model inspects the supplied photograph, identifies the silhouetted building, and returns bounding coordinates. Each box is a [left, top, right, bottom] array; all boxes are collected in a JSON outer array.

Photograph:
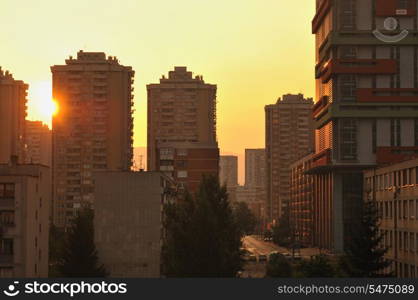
[[94, 171, 176, 277], [245, 149, 266, 189], [310, 0, 418, 252], [51, 50, 134, 228], [0, 68, 27, 164], [0, 162, 50, 277], [147, 67, 219, 193], [364, 159, 418, 278], [219, 155, 238, 202], [265, 94, 314, 224], [25, 120, 51, 167]]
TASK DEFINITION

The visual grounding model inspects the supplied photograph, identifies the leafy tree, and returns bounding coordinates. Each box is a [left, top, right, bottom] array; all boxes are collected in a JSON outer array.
[[232, 201, 257, 236], [162, 175, 242, 277], [339, 201, 392, 277], [266, 253, 292, 277], [49, 223, 65, 277], [58, 208, 108, 277], [298, 255, 335, 277], [272, 205, 291, 247]]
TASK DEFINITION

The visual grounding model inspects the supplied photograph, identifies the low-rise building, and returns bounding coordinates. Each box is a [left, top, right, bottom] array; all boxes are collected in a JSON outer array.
[[364, 159, 418, 278], [94, 171, 176, 278], [0, 160, 50, 277]]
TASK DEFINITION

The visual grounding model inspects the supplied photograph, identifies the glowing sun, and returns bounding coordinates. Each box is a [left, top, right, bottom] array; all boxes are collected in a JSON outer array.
[[27, 81, 58, 127]]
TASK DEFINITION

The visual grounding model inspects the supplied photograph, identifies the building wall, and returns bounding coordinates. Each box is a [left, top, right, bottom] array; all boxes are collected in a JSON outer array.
[[25, 120, 51, 167], [265, 94, 314, 223], [147, 67, 219, 193], [364, 159, 418, 278], [290, 153, 314, 247], [0, 68, 27, 164], [51, 50, 134, 228], [94, 171, 173, 278], [245, 149, 266, 189], [0, 164, 50, 278]]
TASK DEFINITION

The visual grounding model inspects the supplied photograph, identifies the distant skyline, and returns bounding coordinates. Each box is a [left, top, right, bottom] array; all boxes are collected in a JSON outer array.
[[0, 0, 315, 163]]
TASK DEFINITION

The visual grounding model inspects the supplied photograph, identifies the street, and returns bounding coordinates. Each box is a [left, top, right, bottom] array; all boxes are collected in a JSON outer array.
[[240, 235, 328, 278]]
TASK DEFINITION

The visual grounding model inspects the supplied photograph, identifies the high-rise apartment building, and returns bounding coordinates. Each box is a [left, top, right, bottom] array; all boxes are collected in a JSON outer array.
[[147, 67, 219, 193], [310, 0, 418, 252], [245, 149, 266, 189], [265, 94, 314, 223], [0, 162, 50, 277], [51, 50, 134, 227], [94, 171, 176, 278], [219, 155, 238, 202], [0, 68, 27, 164], [25, 120, 52, 167], [364, 159, 418, 278]]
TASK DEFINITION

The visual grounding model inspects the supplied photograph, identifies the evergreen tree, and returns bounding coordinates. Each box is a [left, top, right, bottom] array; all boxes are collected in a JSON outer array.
[[162, 175, 242, 277], [232, 201, 257, 236], [298, 255, 335, 277], [58, 208, 108, 277], [339, 200, 392, 277], [266, 253, 292, 277]]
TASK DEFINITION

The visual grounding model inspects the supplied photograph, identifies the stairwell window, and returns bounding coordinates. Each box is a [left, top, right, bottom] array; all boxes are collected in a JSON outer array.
[[340, 119, 357, 160]]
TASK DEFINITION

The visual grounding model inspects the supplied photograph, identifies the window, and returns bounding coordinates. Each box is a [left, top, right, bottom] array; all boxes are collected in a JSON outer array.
[[340, 75, 357, 101], [340, 119, 357, 160], [177, 149, 188, 156], [372, 120, 377, 153], [399, 0, 410, 9], [0, 239, 13, 255], [390, 119, 401, 147], [340, 0, 356, 30], [0, 211, 14, 226], [177, 171, 188, 178], [0, 183, 15, 198], [340, 46, 357, 59], [415, 119, 418, 146]]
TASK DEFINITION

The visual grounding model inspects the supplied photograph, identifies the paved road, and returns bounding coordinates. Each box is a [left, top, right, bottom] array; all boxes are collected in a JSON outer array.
[[242, 236, 282, 256]]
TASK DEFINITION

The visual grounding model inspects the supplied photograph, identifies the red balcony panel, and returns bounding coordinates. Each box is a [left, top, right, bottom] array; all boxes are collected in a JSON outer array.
[[376, 0, 416, 17], [376, 147, 418, 166], [312, 0, 332, 34], [321, 59, 397, 83], [312, 95, 329, 118], [357, 88, 418, 103], [311, 148, 332, 169]]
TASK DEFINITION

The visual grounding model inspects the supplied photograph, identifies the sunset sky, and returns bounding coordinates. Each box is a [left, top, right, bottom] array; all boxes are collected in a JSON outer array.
[[0, 0, 315, 183]]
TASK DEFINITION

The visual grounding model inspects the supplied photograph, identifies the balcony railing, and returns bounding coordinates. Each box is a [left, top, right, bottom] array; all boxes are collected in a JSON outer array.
[[312, 95, 329, 119], [312, 0, 331, 34], [376, 147, 418, 165]]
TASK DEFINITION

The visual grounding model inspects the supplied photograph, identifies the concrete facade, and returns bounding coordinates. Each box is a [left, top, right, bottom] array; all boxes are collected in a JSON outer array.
[[147, 67, 219, 193], [51, 50, 134, 228], [94, 171, 175, 278], [265, 94, 314, 223], [0, 68, 28, 164], [364, 159, 418, 278], [0, 163, 50, 278]]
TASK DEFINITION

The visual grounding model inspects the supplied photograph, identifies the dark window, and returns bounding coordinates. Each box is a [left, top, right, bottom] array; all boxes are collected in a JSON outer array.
[[0, 239, 13, 255]]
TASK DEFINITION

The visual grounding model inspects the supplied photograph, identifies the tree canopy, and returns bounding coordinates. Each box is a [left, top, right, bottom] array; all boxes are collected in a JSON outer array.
[[162, 175, 242, 277]]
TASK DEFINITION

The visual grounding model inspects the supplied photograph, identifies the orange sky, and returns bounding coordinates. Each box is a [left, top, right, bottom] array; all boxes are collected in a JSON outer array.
[[0, 0, 315, 184]]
